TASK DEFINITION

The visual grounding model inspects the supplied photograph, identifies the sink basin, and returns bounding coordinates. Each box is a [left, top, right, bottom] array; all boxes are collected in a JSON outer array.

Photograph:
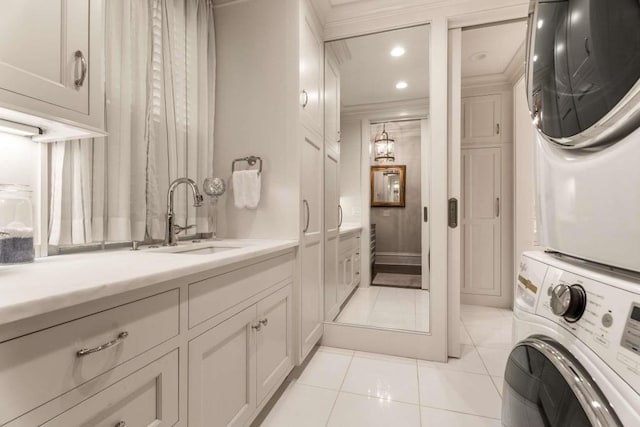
[[170, 246, 237, 255], [141, 240, 251, 255]]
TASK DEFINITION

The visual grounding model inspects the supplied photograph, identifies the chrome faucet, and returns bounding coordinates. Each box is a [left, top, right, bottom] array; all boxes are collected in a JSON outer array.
[[165, 178, 204, 246]]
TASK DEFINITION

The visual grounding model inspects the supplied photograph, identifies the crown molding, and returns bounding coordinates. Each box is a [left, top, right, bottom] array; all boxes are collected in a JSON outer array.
[[323, 0, 528, 41], [342, 97, 429, 122]]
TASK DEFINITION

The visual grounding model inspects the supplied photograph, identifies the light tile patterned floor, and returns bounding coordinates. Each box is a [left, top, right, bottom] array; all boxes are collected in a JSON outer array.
[[259, 304, 513, 426], [336, 286, 430, 332]]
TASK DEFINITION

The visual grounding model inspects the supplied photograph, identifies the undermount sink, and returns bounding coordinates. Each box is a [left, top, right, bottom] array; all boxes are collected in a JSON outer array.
[[169, 246, 237, 255], [142, 240, 250, 255]]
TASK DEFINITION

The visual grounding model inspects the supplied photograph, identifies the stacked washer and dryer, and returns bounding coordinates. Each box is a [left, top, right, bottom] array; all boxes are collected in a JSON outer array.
[[503, 0, 640, 426]]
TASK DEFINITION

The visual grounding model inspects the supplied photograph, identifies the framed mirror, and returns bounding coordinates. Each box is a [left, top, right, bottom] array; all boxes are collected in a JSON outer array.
[[370, 165, 406, 207]]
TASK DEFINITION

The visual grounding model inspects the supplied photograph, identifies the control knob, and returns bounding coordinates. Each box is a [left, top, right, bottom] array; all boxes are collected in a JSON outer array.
[[550, 284, 587, 323]]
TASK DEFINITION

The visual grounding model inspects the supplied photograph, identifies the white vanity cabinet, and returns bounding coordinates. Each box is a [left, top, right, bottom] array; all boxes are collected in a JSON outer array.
[[335, 230, 362, 311], [188, 283, 293, 427], [0, 0, 105, 138], [0, 248, 296, 427]]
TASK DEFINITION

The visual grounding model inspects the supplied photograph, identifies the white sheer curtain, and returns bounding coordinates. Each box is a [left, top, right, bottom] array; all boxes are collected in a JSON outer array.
[[49, 0, 215, 246]]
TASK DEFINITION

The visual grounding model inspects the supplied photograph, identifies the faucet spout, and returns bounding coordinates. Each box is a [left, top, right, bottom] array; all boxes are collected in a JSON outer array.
[[165, 177, 204, 246]]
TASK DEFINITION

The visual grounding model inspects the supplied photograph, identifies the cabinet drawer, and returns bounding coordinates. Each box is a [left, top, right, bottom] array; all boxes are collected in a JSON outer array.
[[42, 350, 178, 427], [189, 253, 294, 328], [0, 289, 179, 425]]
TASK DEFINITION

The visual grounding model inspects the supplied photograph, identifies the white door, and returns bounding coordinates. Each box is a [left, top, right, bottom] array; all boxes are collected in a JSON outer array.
[[299, 1, 323, 135], [188, 306, 257, 427], [300, 131, 323, 360], [256, 285, 293, 404], [461, 147, 502, 296], [462, 94, 502, 145], [0, 0, 90, 113], [324, 149, 340, 320]]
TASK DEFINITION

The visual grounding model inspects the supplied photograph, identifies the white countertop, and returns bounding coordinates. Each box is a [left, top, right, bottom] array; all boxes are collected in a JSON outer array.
[[0, 239, 297, 326], [339, 223, 362, 235]]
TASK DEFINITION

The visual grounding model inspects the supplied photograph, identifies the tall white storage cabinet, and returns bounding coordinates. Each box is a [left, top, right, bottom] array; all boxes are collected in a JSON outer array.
[[324, 49, 341, 321], [0, 0, 104, 134], [461, 148, 502, 296], [298, 0, 324, 361]]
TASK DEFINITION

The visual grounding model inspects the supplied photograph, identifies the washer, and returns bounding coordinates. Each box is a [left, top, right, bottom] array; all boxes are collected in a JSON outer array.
[[503, 251, 640, 426], [525, 0, 640, 272]]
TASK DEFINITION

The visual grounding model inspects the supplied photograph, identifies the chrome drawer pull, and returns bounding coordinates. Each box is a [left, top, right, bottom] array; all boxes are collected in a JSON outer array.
[[74, 50, 88, 88], [115, 422, 126, 427], [76, 332, 129, 357]]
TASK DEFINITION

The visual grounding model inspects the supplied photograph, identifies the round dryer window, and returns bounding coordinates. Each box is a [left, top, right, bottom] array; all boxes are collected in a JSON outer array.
[[502, 336, 622, 427], [526, 0, 640, 149]]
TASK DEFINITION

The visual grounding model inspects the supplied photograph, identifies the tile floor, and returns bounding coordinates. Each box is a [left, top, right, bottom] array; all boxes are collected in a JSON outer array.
[[336, 286, 430, 332], [260, 304, 513, 426]]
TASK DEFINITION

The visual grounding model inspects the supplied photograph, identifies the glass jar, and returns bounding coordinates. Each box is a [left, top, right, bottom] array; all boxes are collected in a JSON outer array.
[[0, 184, 34, 264]]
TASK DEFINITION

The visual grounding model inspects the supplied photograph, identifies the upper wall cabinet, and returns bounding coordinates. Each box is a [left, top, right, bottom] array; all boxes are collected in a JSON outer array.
[[461, 94, 501, 146], [0, 0, 105, 141], [299, 1, 323, 137]]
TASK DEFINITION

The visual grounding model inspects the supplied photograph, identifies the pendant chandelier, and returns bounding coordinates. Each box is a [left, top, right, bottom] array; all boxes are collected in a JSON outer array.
[[374, 124, 395, 162]]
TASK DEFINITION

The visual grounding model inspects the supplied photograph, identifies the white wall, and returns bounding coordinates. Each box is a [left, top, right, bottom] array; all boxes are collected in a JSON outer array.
[[513, 75, 543, 273], [339, 118, 361, 224], [213, 0, 299, 240]]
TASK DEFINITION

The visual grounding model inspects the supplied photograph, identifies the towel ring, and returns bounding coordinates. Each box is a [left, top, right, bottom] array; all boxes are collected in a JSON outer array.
[[232, 156, 262, 175]]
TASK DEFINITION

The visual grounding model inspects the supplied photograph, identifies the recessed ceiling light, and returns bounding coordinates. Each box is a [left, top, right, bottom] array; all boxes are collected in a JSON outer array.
[[395, 81, 408, 89], [390, 46, 405, 57], [469, 51, 488, 62]]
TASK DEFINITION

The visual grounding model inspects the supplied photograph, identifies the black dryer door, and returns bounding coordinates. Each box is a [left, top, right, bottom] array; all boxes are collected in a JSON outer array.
[[526, 0, 640, 148], [502, 336, 622, 427]]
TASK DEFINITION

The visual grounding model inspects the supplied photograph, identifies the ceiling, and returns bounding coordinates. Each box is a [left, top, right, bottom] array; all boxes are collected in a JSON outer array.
[[329, 25, 430, 108], [461, 20, 526, 78]]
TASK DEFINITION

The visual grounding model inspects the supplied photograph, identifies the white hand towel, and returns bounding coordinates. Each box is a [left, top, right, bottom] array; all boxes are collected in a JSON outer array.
[[232, 170, 261, 209], [232, 170, 246, 209], [243, 170, 261, 209]]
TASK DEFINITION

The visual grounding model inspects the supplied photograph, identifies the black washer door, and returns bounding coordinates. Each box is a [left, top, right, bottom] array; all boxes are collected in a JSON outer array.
[[502, 336, 622, 427], [526, 0, 640, 145]]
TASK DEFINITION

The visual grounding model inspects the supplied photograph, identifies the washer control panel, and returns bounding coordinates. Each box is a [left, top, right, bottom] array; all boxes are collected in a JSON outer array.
[[520, 253, 640, 395], [621, 304, 640, 355]]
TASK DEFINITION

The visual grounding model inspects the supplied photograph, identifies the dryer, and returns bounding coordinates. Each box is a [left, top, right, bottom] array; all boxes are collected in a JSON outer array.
[[503, 251, 640, 426], [526, 0, 640, 272]]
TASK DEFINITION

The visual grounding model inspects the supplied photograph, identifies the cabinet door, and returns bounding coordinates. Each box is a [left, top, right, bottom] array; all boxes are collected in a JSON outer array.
[[461, 95, 501, 145], [0, 0, 90, 114], [325, 51, 341, 153], [42, 350, 178, 427], [256, 285, 293, 404], [300, 130, 323, 360], [461, 147, 502, 296], [189, 306, 257, 427], [299, 1, 323, 135], [324, 233, 339, 319]]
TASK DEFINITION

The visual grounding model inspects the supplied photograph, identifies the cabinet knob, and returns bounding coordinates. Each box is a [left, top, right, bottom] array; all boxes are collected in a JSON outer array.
[[251, 323, 262, 332], [259, 318, 268, 327], [115, 422, 126, 427]]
